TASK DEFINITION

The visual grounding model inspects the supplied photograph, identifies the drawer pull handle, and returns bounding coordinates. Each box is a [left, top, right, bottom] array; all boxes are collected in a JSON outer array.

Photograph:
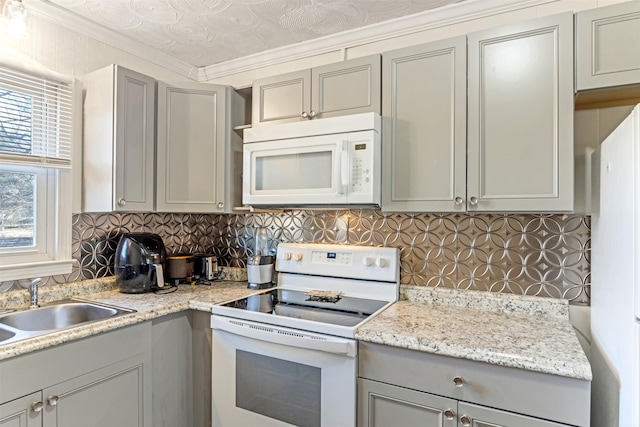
[[453, 376, 464, 387], [31, 401, 44, 413], [460, 414, 471, 426], [444, 408, 455, 420]]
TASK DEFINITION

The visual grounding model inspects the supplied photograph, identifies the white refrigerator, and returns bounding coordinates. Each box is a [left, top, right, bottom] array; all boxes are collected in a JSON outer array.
[[591, 104, 640, 427]]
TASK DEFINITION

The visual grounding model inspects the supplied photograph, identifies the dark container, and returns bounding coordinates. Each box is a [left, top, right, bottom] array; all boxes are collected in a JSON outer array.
[[115, 233, 167, 293]]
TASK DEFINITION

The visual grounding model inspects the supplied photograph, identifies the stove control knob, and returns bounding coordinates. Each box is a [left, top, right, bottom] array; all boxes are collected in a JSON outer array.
[[375, 257, 385, 268], [283, 252, 292, 261], [362, 257, 372, 267], [294, 252, 303, 261]]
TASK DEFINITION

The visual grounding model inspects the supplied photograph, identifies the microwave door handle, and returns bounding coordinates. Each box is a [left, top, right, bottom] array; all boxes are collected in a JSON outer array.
[[335, 141, 348, 195]]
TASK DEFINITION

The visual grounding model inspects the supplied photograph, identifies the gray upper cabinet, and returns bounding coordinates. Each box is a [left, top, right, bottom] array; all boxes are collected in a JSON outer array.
[[252, 55, 381, 127], [252, 69, 312, 126], [576, 1, 640, 91], [156, 81, 239, 213], [381, 36, 467, 212], [467, 12, 574, 212], [83, 65, 156, 212]]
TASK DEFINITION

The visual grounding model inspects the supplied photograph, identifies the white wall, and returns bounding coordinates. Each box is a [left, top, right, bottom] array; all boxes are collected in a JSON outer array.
[[0, 12, 188, 83], [205, 0, 630, 88]]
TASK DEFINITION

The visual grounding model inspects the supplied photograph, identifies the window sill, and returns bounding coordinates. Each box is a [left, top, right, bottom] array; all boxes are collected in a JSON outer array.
[[0, 259, 74, 282]]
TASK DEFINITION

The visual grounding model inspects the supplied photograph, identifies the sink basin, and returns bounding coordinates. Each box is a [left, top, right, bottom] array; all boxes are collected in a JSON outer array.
[[0, 300, 135, 346], [0, 301, 129, 331], [0, 328, 15, 343]]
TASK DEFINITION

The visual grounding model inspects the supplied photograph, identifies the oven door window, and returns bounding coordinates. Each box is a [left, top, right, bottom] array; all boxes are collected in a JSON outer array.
[[236, 350, 321, 427]]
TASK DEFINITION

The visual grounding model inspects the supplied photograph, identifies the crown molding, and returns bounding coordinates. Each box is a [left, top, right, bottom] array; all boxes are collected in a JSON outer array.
[[199, 0, 558, 81], [23, 0, 197, 79], [24, 0, 559, 83]]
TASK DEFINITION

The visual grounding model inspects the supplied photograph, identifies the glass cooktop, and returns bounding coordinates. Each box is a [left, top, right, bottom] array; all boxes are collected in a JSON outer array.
[[218, 288, 389, 328]]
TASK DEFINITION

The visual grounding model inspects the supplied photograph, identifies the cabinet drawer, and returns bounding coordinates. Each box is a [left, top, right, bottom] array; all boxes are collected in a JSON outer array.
[[358, 342, 589, 427]]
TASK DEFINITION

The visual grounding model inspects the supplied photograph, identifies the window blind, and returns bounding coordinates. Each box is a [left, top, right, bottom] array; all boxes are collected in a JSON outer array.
[[0, 64, 73, 169]]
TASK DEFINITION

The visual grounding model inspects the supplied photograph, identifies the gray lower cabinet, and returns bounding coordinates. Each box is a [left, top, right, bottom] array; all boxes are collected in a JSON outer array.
[[359, 379, 567, 427], [358, 379, 457, 427], [0, 392, 42, 427], [576, 1, 640, 91], [252, 54, 381, 126], [151, 310, 212, 427], [358, 342, 590, 427], [156, 82, 241, 213], [467, 12, 574, 212], [0, 323, 152, 427]]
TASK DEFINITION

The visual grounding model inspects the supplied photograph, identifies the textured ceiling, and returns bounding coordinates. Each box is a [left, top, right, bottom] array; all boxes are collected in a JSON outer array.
[[43, 0, 463, 67]]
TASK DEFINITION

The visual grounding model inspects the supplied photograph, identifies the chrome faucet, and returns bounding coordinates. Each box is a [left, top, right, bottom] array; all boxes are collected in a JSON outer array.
[[29, 278, 42, 309]]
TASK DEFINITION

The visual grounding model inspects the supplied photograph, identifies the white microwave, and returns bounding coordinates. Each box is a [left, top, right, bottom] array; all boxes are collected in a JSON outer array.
[[242, 113, 381, 207]]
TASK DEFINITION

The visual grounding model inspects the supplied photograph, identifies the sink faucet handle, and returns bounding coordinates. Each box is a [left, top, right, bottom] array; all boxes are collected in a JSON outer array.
[[29, 278, 42, 308]]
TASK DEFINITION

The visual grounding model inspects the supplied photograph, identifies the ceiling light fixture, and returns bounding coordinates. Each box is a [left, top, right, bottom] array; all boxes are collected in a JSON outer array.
[[2, 0, 28, 38]]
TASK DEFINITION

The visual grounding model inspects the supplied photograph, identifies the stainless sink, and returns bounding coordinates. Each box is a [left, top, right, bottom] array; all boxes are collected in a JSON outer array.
[[0, 328, 15, 343], [0, 300, 135, 346]]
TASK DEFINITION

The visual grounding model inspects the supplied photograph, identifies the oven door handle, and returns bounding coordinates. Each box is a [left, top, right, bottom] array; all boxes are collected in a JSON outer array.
[[211, 316, 357, 357]]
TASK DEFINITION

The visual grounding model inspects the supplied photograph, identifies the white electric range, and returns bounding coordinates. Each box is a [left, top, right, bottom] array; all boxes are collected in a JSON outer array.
[[211, 242, 400, 427]]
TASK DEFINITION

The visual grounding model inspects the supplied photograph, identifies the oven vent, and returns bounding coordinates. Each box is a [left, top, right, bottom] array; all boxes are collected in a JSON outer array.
[[228, 318, 330, 342], [230, 319, 275, 334], [277, 330, 304, 338]]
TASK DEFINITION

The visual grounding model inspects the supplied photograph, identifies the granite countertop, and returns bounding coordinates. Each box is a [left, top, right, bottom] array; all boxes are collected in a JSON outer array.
[[0, 275, 259, 361], [0, 277, 591, 382], [356, 285, 592, 381]]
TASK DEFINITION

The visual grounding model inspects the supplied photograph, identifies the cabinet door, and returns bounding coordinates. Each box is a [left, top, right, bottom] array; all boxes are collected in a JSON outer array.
[[42, 353, 151, 427], [381, 36, 466, 212], [114, 66, 156, 212], [576, 1, 640, 91], [458, 402, 567, 427], [467, 13, 574, 212], [156, 82, 228, 213], [312, 54, 381, 119], [358, 379, 457, 427], [252, 69, 312, 127], [0, 393, 42, 427]]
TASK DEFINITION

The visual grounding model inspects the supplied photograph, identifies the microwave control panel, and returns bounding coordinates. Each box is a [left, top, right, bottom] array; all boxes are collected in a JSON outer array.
[[350, 142, 372, 193]]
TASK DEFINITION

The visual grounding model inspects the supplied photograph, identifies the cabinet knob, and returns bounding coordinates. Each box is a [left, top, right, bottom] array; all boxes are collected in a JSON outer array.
[[460, 415, 471, 426], [309, 110, 317, 118], [469, 196, 478, 206], [118, 198, 126, 206], [47, 395, 59, 407], [444, 408, 455, 420], [217, 202, 224, 209], [31, 401, 44, 413], [453, 376, 464, 387], [301, 111, 309, 119], [454, 196, 463, 205]]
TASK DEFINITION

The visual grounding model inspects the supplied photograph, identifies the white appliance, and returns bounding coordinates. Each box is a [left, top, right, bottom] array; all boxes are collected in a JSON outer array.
[[211, 242, 400, 427], [242, 113, 381, 207], [591, 104, 640, 427]]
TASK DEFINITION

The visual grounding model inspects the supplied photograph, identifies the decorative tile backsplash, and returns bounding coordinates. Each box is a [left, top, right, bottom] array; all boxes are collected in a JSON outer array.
[[2, 211, 590, 305]]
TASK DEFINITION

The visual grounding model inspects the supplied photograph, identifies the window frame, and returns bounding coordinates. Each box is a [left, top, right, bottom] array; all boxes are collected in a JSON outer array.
[[0, 62, 74, 282]]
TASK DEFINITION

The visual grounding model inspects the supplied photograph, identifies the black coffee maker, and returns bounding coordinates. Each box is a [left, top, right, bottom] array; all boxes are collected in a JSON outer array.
[[115, 233, 167, 293]]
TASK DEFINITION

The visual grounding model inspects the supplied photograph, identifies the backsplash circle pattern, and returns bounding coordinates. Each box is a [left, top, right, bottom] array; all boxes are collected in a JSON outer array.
[[1, 211, 590, 305]]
